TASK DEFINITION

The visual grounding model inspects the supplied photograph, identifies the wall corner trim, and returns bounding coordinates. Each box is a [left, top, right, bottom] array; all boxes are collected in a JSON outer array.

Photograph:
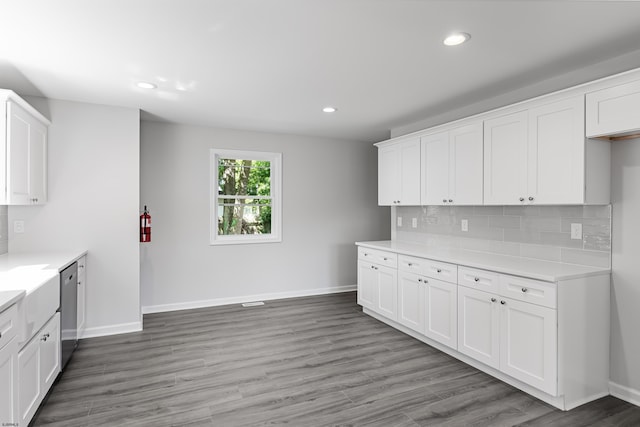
[[610, 381, 640, 408], [142, 285, 357, 315]]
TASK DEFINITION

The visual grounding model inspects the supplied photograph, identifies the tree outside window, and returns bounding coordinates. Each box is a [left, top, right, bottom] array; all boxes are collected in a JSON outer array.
[[210, 149, 282, 245]]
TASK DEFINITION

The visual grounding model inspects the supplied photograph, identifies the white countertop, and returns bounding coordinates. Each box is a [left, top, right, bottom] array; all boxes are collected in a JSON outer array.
[[0, 251, 87, 311], [356, 241, 610, 282]]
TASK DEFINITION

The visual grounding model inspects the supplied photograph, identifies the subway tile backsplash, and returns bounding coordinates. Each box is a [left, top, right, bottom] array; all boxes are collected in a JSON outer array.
[[395, 205, 611, 268]]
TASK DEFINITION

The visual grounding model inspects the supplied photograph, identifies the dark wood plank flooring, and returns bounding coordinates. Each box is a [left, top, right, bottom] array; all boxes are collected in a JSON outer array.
[[33, 292, 640, 426]]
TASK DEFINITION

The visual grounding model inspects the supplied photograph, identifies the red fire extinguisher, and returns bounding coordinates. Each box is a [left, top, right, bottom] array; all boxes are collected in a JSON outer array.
[[140, 205, 151, 242]]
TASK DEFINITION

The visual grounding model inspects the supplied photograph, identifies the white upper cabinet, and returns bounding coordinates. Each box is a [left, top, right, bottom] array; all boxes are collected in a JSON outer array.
[[377, 136, 421, 206], [484, 96, 609, 205], [421, 122, 483, 206], [586, 79, 640, 139], [1, 90, 50, 205]]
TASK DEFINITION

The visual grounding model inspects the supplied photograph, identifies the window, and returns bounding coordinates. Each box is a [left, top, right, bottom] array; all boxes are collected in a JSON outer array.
[[210, 149, 282, 245]]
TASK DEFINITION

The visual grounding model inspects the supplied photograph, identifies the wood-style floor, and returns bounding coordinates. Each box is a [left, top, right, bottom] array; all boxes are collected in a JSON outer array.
[[34, 292, 639, 426]]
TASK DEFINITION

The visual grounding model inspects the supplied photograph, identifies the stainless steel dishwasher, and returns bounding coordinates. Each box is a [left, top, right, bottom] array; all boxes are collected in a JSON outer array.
[[60, 262, 78, 369]]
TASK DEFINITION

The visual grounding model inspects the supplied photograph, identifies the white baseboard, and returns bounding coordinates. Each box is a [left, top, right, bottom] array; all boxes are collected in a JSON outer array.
[[79, 321, 143, 339], [142, 285, 357, 314], [610, 381, 640, 407]]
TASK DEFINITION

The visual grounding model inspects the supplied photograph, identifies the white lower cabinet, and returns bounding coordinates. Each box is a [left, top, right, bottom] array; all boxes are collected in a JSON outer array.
[[0, 337, 18, 424], [18, 312, 61, 426], [77, 255, 87, 338], [457, 285, 557, 394], [357, 255, 398, 321], [356, 243, 609, 410], [398, 272, 425, 334], [424, 278, 457, 349], [457, 286, 500, 369], [500, 297, 557, 395]]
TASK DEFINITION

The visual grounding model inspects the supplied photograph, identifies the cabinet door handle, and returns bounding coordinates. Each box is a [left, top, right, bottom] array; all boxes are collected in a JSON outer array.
[[528, 196, 534, 201], [448, 199, 453, 203], [418, 278, 422, 283], [500, 300, 506, 305], [521, 287, 528, 293], [519, 197, 525, 202], [491, 298, 496, 303], [407, 263, 412, 267], [442, 199, 447, 203], [436, 269, 442, 273], [474, 277, 480, 282]]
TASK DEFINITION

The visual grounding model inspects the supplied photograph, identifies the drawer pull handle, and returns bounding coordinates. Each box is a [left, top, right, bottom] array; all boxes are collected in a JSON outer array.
[[436, 269, 442, 273], [500, 300, 506, 305], [491, 298, 496, 303], [418, 278, 422, 283], [521, 287, 528, 293], [474, 277, 480, 282], [383, 257, 388, 261], [408, 263, 412, 266]]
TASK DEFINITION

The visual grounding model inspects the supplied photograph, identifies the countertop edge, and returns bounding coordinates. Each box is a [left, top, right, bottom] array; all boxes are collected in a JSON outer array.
[[0, 289, 26, 312], [355, 241, 611, 282]]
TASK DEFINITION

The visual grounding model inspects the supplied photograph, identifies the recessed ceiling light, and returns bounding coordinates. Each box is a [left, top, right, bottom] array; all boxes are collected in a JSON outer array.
[[443, 32, 471, 46], [322, 106, 337, 113], [136, 81, 157, 89]]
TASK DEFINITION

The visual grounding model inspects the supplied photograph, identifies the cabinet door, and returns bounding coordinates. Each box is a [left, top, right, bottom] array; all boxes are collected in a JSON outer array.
[[18, 336, 41, 426], [483, 111, 528, 205], [40, 313, 61, 391], [425, 278, 457, 350], [398, 272, 425, 334], [457, 286, 499, 369], [586, 79, 640, 138], [528, 96, 585, 205], [500, 298, 557, 395], [5, 101, 48, 205], [28, 120, 47, 204], [77, 256, 87, 337], [357, 261, 377, 310], [6, 101, 31, 204], [421, 131, 450, 205], [375, 265, 398, 321], [450, 123, 483, 205], [399, 138, 421, 205], [0, 337, 18, 424], [378, 145, 399, 206]]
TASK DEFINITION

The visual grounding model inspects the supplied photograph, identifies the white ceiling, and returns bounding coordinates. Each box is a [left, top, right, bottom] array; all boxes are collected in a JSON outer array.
[[2, 0, 640, 142]]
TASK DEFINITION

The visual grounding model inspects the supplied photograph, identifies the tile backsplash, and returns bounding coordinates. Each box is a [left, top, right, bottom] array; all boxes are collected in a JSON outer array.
[[0, 205, 7, 255], [395, 205, 611, 268]]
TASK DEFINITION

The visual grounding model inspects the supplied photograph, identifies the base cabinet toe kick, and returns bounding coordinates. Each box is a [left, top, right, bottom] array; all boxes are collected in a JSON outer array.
[[356, 244, 610, 411]]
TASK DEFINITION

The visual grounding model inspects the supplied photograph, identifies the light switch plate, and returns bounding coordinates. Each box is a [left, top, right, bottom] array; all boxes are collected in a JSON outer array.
[[412, 218, 417, 228], [397, 216, 402, 227], [571, 223, 582, 240], [14, 220, 25, 233], [461, 219, 469, 232]]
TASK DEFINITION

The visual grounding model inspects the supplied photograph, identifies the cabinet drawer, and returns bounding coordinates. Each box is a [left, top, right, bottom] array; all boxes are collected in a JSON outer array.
[[399, 255, 457, 282], [0, 304, 19, 350], [499, 275, 557, 309], [458, 266, 500, 293], [358, 247, 397, 268]]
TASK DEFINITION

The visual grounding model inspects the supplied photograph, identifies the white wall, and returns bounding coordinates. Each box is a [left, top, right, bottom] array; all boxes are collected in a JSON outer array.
[[610, 138, 640, 402], [8, 97, 141, 337], [140, 121, 389, 312]]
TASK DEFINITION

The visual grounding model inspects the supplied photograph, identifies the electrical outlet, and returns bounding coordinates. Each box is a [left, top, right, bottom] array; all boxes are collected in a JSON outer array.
[[397, 216, 402, 227], [461, 219, 468, 232], [571, 223, 582, 240], [14, 220, 25, 234], [412, 218, 418, 228]]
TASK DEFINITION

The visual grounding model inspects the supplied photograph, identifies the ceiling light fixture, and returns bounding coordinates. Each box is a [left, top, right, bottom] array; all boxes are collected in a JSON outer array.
[[136, 81, 157, 89], [443, 32, 471, 46], [322, 106, 337, 113]]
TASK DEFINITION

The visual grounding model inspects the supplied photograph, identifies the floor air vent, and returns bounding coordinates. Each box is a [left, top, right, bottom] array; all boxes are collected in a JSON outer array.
[[242, 301, 265, 307]]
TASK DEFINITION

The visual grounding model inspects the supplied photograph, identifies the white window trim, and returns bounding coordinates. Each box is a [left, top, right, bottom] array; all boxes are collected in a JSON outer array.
[[210, 148, 282, 245]]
